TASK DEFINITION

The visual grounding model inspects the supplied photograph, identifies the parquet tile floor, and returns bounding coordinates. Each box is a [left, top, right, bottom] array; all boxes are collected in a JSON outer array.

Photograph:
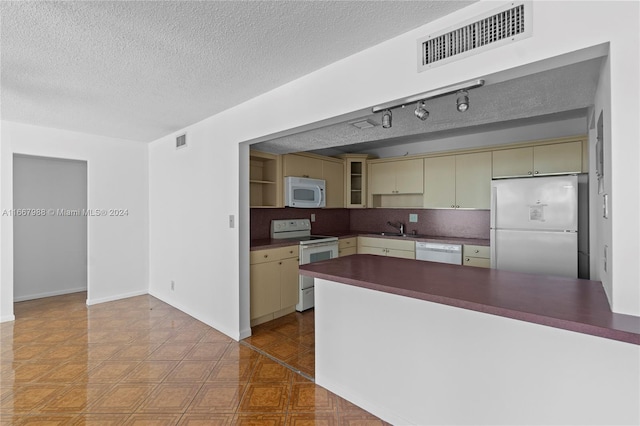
[[242, 311, 315, 379], [0, 292, 387, 425]]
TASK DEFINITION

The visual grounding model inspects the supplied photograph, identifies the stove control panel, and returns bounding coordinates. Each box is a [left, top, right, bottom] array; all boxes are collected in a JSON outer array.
[[272, 219, 311, 233]]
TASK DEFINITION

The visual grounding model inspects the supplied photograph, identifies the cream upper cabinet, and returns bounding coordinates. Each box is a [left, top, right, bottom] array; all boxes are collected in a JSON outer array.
[[282, 154, 323, 179], [342, 154, 369, 208], [492, 141, 583, 178], [322, 159, 345, 208], [455, 152, 492, 209], [424, 152, 491, 209], [424, 156, 456, 208], [369, 158, 423, 195], [533, 142, 583, 175], [282, 153, 345, 208]]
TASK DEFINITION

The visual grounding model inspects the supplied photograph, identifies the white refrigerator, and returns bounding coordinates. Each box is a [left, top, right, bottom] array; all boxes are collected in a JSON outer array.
[[490, 175, 579, 278]]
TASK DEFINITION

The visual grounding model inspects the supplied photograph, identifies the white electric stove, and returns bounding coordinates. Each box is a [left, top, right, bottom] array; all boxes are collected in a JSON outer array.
[[271, 219, 338, 311]]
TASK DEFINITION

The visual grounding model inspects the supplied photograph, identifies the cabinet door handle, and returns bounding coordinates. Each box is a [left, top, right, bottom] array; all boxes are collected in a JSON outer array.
[[465, 258, 470, 262], [456, 205, 460, 208], [451, 205, 455, 208], [534, 171, 539, 174], [528, 171, 532, 175], [474, 250, 479, 253], [263, 254, 268, 258], [289, 250, 294, 254], [279, 261, 282, 265]]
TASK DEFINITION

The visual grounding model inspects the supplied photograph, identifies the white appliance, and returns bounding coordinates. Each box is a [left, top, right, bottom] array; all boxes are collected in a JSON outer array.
[[415, 242, 462, 265], [490, 175, 580, 278], [284, 176, 326, 208], [271, 219, 338, 311]]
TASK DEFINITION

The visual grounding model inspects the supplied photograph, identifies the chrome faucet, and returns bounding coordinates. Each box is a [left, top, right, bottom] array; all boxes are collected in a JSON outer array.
[[386, 221, 405, 234]]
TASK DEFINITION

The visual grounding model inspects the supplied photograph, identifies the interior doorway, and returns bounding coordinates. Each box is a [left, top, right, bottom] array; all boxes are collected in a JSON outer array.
[[13, 154, 88, 302]]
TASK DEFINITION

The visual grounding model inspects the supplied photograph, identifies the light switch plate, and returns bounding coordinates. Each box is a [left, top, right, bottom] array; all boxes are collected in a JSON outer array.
[[409, 213, 418, 223], [229, 215, 235, 228], [311, 214, 316, 222]]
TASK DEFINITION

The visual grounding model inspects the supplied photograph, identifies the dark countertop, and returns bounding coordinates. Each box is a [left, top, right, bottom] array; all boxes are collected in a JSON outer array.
[[299, 254, 640, 345], [251, 232, 489, 250]]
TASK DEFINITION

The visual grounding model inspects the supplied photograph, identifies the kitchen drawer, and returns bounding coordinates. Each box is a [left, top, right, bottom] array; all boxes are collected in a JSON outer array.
[[463, 245, 490, 259], [358, 236, 415, 252], [250, 245, 298, 265], [463, 256, 491, 268], [339, 237, 357, 250], [339, 247, 357, 257]]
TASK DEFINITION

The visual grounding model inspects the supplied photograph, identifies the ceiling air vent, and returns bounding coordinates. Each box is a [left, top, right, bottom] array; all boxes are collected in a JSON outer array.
[[417, 2, 532, 72], [176, 133, 187, 149]]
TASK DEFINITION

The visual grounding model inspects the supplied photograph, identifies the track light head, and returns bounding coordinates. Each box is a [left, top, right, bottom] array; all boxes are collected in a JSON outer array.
[[382, 109, 392, 128], [414, 101, 429, 121], [456, 90, 470, 112]]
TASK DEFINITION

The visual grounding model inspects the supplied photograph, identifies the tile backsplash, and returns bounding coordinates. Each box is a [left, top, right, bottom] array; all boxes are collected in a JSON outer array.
[[251, 208, 490, 240], [349, 208, 490, 240], [250, 208, 350, 240]]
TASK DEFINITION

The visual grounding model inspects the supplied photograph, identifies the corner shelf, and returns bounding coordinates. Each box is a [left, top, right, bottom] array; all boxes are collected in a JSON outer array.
[[250, 151, 283, 208]]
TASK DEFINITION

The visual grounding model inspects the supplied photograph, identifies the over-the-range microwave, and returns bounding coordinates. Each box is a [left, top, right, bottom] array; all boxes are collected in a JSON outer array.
[[284, 176, 326, 208]]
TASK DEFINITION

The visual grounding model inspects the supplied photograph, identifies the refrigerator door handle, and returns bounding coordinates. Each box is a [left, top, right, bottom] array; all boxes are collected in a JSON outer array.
[[490, 186, 497, 229], [490, 228, 497, 269]]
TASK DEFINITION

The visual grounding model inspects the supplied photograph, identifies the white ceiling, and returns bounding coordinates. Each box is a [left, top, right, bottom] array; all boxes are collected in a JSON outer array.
[[0, 1, 475, 142]]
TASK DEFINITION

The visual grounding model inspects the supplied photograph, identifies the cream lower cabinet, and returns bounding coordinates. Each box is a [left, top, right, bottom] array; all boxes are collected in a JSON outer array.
[[250, 245, 299, 326], [338, 237, 357, 257], [492, 141, 583, 178], [357, 236, 415, 259], [462, 244, 490, 268], [424, 152, 492, 209]]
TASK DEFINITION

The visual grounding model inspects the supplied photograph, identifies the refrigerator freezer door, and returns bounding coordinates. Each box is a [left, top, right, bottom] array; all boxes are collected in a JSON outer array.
[[492, 175, 578, 231], [493, 229, 578, 278]]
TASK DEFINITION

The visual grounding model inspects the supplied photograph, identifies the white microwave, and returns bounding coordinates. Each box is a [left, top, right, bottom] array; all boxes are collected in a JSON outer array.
[[285, 176, 326, 208]]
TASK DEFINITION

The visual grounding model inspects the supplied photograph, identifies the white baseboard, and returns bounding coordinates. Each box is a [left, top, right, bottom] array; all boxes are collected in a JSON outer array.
[[149, 290, 240, 342], [1, 315, 16, 323], [239, 327, 252, 340], [14, 287, 87, 303], [86, 290, 147, 306]]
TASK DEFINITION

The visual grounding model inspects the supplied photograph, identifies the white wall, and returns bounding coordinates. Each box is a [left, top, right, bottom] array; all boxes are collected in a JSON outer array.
[[147, 0, 640, 339], [315, 278, 639, 425], [13, 155, 88, 301], [0, 121, 149, 320]]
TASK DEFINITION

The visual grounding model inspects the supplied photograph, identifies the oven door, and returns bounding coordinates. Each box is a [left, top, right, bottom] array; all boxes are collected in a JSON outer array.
[[299, 241, 338, 284]]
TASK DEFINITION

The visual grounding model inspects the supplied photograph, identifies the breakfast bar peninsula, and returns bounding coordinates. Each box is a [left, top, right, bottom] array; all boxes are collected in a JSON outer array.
[[300, 254, 640, 426]]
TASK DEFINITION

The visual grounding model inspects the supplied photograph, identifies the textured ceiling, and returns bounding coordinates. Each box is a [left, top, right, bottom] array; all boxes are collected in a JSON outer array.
[[0, 1, 475, 142], [253, 57, 603, 156]]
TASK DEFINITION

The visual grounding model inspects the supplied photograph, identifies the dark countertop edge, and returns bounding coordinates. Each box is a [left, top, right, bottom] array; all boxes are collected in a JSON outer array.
[[251, 232, 489, 250], [300, 263, 640, 346]]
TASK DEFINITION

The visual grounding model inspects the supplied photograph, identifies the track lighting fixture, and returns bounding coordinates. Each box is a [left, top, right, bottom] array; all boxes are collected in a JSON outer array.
[[373, 79, 483, 128], [414, 101, 429, 121], [456, 90, 470, 112], [382, 109, 392, 128]]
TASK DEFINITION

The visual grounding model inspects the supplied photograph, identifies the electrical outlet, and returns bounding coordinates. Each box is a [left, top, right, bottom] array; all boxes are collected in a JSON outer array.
[[311, 214, 316, 222], [171, 280, 175, 291], [409, 213, 418, 223], [229, 215, 235, 228]]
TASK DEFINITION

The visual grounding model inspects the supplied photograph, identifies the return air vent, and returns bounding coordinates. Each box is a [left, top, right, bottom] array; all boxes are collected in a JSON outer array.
[[417, 2, 532, 71], [176, 133, 187, 149]]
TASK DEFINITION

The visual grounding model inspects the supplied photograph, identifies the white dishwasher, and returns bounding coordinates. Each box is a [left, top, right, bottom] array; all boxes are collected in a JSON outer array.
[[415, 242, 463, 265]]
